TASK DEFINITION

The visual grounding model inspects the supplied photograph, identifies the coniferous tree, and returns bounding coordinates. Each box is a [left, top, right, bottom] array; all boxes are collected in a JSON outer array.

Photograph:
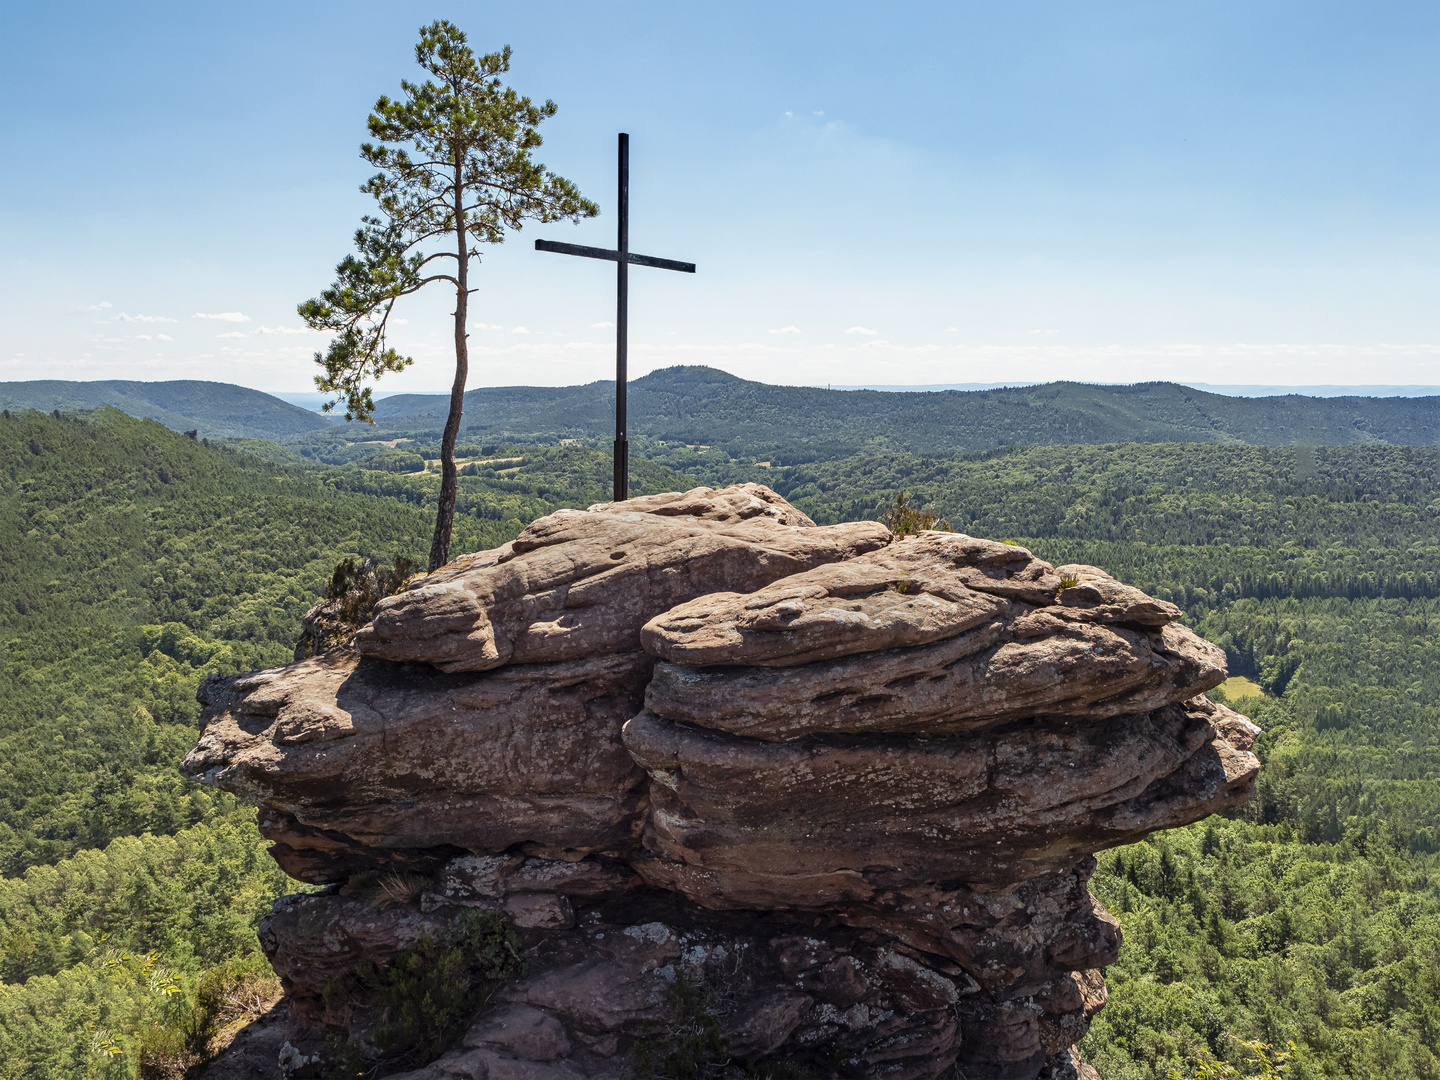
[[300, 20, 597, 570]]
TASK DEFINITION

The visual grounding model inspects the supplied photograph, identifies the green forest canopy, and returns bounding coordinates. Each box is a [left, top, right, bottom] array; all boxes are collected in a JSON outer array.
[[333, 366, 1440, 460], [0, 407, 1436, 1079], [0, 382, 331, 441], [6, 368, 1438, 459]]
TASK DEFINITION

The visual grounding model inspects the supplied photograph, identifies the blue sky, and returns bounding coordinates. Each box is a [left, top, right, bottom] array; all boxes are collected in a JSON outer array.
[[1, 0, 1436, 393]]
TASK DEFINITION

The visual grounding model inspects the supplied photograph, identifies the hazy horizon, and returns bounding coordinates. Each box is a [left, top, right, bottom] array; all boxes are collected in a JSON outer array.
[[8, 374, 1440, 417]]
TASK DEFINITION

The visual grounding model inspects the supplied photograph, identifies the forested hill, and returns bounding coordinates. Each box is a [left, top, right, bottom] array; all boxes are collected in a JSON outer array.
[[2, 407, 1437, 1077], [14, 369, 1439, 460], [0, 408, 681, 1075], [0, 380, 333, 440], [358, 366, 1440, 460]]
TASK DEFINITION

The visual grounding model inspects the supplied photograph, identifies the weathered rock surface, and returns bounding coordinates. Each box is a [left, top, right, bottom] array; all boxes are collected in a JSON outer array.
[[641, 538, 1186, 672], [644, 605, 1225, 742], [353, 486, 889, 673], [624, 698, 1257, 897], [641, 533, 1039, 668], [587, 481, 819, 526], [182, 648, 654, 880], [640, 533, 1215, 742], [186, 487, 1257, 1080]]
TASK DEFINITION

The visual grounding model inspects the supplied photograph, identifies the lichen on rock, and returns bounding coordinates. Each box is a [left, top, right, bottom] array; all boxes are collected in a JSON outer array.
[[183, 484, 1259, 1080]]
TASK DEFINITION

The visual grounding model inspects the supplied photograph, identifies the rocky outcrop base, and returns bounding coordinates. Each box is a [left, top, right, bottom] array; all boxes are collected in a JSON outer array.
[[261, 879, 1105, 1080], [183, 486, 1258, 1080]]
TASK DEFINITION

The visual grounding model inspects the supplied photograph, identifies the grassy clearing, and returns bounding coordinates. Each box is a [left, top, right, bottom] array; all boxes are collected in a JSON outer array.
[[1219, 676, 1267, 700]]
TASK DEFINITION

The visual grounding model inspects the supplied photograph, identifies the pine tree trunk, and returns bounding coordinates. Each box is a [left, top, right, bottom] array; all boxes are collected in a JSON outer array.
[[428, 160, 469, 572]]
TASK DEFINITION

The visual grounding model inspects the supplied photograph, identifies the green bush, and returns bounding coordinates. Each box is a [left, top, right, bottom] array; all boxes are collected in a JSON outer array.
[[636, 969, 727, 1080], [327, 910, 523, 1076]]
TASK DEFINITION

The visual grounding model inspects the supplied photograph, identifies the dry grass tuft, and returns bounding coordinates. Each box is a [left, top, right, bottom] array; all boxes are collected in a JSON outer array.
[[371, 872, 431, 910]]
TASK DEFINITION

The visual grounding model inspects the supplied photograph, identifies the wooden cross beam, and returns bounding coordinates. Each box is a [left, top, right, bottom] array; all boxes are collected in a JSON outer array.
[[535, 132, 696, 501]]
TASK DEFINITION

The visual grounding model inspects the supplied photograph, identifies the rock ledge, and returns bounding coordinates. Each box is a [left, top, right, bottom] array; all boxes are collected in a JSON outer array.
[[185, 486, 1257, 1080]]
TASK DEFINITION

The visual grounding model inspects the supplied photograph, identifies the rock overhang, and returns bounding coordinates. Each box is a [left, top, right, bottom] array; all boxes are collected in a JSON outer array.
[[183, 483, 1257, 1080]]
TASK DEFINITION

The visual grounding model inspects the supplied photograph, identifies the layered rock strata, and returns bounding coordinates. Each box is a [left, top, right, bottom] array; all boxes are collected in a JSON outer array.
[[190, 648, 654, 882], [184, 485, 1259, 1080], [353, 483, 888, 672]]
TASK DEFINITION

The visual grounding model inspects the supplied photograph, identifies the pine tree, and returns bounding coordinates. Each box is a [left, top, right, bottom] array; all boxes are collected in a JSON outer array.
[[300, 21, 597, 570]]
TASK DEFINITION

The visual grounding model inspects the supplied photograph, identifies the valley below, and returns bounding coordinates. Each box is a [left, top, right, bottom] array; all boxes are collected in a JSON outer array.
[[0, 399, 1437, 1079]]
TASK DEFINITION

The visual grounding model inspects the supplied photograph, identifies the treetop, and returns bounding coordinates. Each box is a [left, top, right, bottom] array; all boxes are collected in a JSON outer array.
[[360, 20, 597, 249], [299, 20, 596, 426]]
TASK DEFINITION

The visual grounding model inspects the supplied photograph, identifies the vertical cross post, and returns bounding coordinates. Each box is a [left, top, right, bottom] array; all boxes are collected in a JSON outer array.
[[533, 133, 695, 503], [615, 133, 630, 500]]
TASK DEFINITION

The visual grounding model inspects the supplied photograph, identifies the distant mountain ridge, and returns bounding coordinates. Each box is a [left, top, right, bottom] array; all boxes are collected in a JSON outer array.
[[7, 369, 1438, 458], [0, 380, 334, 440], [354, 366, 1440, 459], [827, 382, 1440, 397]]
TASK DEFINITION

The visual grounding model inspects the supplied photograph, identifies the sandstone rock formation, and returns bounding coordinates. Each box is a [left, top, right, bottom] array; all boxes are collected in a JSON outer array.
[[184, 484, 1259, 1080], [353, 483, 888, 672], [189, 648, 654, 883]]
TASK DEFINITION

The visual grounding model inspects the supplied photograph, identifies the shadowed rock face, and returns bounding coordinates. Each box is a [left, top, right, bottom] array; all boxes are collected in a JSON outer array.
[[624, 699, 1256, 896], [183, 486, 1256, 1080], [185, 648, 654, 877]]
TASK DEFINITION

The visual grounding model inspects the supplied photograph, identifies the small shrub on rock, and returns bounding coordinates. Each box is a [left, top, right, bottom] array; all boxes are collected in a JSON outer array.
[[295, 555, 417, 659], [636, 969, 727, 1080], [886, 491, 951, 538], [326, 910, 523, 1077]]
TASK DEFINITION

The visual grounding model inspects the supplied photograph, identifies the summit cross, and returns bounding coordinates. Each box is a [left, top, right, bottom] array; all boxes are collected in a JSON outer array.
[[535, 132, 696, 501]]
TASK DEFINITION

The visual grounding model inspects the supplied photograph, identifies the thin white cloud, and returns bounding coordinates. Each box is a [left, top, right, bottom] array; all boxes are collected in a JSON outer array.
[[591, 321, 615, 329], [116, 312, 179, 324], [216, 331, 248, 339], [944, 326, 959, 332], [510, 326, 530, 334], [85, 301, 113, 311], [254, 325, 316, 335], [194, 311, 251, 322], [157, 334, 173, 341], [844, 325, 878, 336], [769, 326, 801, 335]]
